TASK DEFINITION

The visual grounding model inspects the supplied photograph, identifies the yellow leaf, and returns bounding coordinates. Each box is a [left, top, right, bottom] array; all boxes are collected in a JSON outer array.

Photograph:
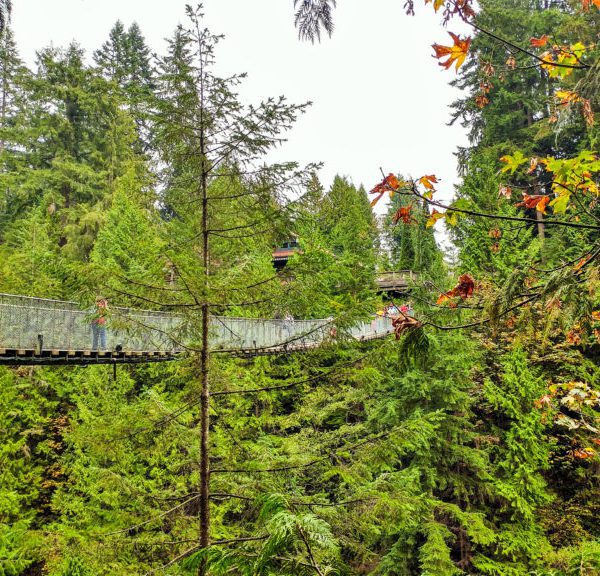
[[426, 209, 444, 228], [432, 32, 471, 71]]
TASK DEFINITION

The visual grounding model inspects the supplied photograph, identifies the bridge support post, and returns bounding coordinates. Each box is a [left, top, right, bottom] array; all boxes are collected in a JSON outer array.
[[36, 334, 43, 355]]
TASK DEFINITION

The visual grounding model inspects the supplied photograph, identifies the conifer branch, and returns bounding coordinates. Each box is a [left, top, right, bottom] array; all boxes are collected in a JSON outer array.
[[143, 546, 200, 576], [103, 495, 200, 536]]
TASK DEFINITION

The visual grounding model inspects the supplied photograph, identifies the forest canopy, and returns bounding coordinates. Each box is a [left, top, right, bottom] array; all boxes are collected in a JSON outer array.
[[0, 2, 599, 576]]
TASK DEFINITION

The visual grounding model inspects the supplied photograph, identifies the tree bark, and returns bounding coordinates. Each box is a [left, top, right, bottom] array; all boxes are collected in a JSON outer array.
[[198, 38, 211, 572]]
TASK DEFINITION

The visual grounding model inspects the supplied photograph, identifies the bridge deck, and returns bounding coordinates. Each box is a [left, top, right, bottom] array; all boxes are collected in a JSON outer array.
[[0, 293, 395, 364]]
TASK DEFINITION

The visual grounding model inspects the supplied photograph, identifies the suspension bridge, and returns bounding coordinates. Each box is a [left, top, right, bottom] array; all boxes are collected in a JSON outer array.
[[0, 293, 396, 365]]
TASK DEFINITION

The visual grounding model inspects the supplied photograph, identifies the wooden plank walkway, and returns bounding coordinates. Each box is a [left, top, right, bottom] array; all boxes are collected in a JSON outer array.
[[0, 348, 176, 365]]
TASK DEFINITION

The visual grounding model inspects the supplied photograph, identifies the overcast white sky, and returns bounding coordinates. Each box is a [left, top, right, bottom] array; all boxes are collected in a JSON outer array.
[[12, 0, 469, 214]]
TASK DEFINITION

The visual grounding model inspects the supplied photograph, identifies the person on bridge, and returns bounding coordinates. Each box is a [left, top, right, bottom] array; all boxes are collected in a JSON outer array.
[[91, 297, 109, 350], [282, 312, 294, 340]]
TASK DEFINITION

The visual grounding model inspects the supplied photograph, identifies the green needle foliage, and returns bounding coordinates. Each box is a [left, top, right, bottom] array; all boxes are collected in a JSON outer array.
[[0, 3, 598, 576]]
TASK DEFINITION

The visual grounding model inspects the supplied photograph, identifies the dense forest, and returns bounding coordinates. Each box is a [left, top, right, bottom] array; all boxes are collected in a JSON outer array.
[[1, 1, 599, 575]]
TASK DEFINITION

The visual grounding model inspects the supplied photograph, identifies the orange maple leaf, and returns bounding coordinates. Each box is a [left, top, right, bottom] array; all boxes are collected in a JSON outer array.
[[392, 206, 416, 225], [530, 35, 550, 47], [516, 194, 550, 214], [418, 174, 439, 190], [369, 173, 404, 206], [432, 32, 471, 71], [426, 209, 445, 228]]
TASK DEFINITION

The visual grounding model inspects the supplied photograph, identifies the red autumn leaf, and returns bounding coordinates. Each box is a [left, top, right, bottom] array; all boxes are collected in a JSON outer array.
[[530, 35, 550, 48], [437, 273, 476, 305], [385, 174, 401, 190], [392, 205, 416, 225], [488, 228, 502, 239], [432, 32, 471, 71], [498, 184, 512, 199], [516, 194, 550, 214], [391, 314, 421, 339], [545, 297, 562, 310]]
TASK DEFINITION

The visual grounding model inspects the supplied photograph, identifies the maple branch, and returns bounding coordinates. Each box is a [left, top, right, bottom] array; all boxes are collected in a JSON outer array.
[[422, 294, 539, 331], [445, 0, 590, 71], [412, 188, 600, 231], [468, 21, 589, 70]]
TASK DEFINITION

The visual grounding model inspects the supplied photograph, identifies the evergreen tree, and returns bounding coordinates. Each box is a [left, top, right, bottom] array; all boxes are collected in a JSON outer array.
[[289, 175, 378, 319], [383, 190, 445, 279], [94, 21, 156, 152], [0, 25, 31, 234], [93, 20, 128, 84]]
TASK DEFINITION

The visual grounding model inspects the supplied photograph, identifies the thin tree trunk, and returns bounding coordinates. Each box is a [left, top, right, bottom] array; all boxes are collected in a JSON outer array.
[[0, 35, 7, 152], [198, 177, 211, 573], [198, 29, 211, 574]]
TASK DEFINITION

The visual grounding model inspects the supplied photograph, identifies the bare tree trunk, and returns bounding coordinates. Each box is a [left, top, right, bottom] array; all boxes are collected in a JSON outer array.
[[198, 172, 210, 574]]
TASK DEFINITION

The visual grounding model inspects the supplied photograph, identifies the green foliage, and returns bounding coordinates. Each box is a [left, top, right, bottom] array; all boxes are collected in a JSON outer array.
[[0, 3, 598, 576]]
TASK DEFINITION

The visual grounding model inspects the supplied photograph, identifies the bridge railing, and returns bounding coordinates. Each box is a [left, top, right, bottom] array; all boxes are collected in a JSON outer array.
[[0, 294, 182, 352], [0, 293, 394, 353]]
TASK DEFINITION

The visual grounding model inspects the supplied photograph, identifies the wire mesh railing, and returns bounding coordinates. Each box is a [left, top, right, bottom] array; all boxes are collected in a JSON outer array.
[[0, 293, 394, 354]]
